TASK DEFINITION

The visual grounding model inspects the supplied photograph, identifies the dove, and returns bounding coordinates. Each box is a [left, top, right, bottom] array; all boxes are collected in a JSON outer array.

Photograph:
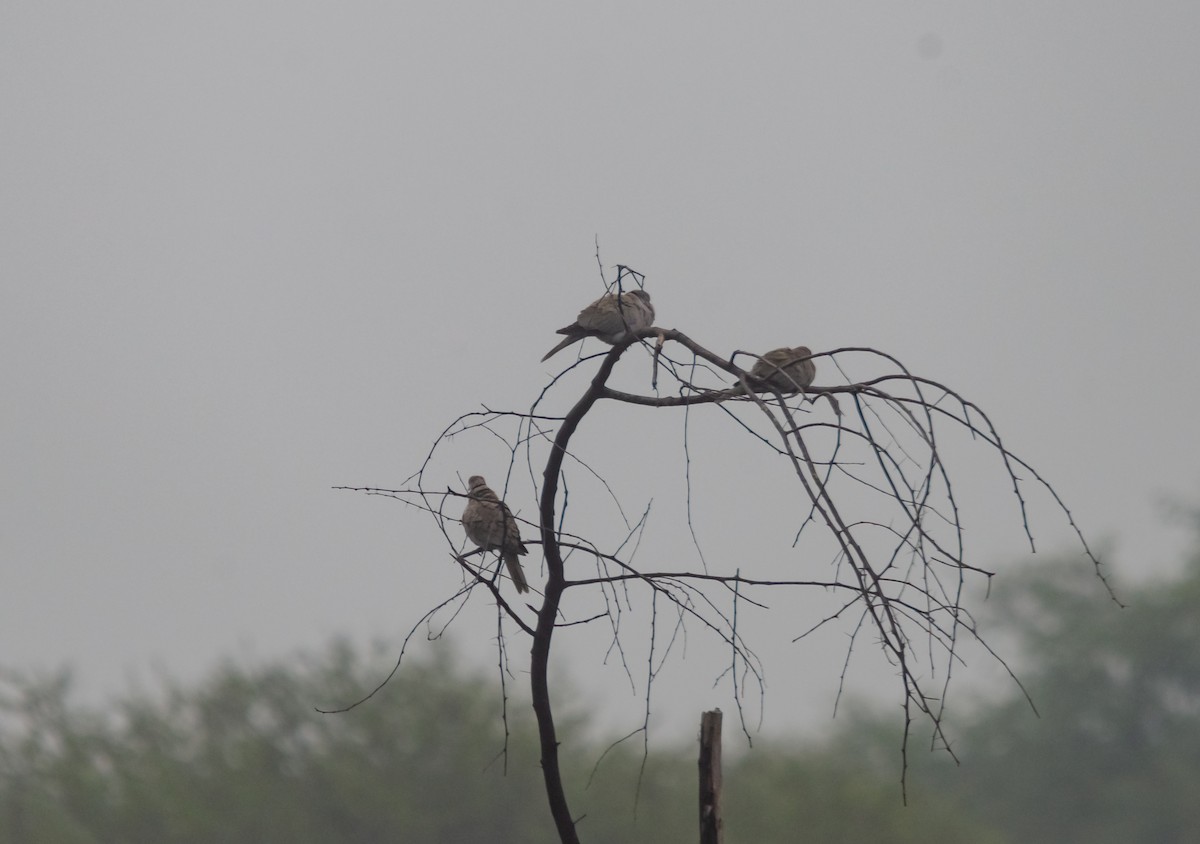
[[461, 475, 531, 594], [540, 289, 655, 362], [748, 346, 816, 392]]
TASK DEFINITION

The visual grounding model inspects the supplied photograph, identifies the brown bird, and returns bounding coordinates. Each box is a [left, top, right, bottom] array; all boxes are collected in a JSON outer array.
[[541, 289, 655, 362], [748, 346, 816, 392], [461, 475, 530, 594]]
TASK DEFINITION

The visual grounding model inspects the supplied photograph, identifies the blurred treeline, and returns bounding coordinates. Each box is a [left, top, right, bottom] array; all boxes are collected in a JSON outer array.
[[3, 541, 1198, 843]]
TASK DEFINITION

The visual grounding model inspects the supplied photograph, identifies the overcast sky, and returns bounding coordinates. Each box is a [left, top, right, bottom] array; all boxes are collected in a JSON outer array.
[[4, 2, 1198, 743]]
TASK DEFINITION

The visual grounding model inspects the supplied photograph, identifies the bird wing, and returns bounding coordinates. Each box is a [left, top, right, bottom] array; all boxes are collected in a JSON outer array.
[[574, 296, 626, 336], [578, 293, 651, 336]]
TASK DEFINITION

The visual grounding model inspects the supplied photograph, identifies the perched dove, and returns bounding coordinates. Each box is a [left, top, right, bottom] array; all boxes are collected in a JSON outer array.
[[461, 475, 531, 594], [748, 346, 816, 392], [540, 289, 655, 362]]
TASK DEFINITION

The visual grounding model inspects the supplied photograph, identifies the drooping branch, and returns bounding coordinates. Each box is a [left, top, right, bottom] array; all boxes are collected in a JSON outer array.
[[522, 325, 1111, 800]]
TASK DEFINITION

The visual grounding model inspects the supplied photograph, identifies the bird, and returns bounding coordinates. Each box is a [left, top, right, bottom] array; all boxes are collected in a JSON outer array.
[[748, 346, 816, 392], [540, 288, 655, 362], [461, 475, 531, 594]]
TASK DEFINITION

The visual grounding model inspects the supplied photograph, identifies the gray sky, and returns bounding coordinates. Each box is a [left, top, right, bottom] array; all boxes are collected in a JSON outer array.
[[4, 3, 1199, 742]]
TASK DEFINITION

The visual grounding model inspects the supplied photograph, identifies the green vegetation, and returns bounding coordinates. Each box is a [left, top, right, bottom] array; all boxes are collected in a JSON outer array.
[[3, 535, 1199, 842], [913, 546, 1200, 843]]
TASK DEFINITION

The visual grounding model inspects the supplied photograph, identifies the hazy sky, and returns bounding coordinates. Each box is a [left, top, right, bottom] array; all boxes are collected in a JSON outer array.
[[4, 3, 1198, 742]]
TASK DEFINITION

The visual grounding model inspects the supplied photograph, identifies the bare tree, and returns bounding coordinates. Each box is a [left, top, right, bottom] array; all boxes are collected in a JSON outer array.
[[333, 263, 1116, 843]]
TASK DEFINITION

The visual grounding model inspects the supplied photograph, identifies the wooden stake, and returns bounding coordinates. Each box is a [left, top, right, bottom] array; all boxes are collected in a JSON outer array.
[[699, 709, 723, 844]]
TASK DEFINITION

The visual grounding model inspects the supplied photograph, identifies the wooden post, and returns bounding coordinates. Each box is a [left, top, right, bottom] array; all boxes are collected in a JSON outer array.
[[699, 709, 723, 844]]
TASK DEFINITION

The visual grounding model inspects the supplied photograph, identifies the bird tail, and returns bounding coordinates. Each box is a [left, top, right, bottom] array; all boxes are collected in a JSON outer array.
[[712, 379, 752, 400], [503, 552, 530, 593], [540, 334, 581, 362]]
